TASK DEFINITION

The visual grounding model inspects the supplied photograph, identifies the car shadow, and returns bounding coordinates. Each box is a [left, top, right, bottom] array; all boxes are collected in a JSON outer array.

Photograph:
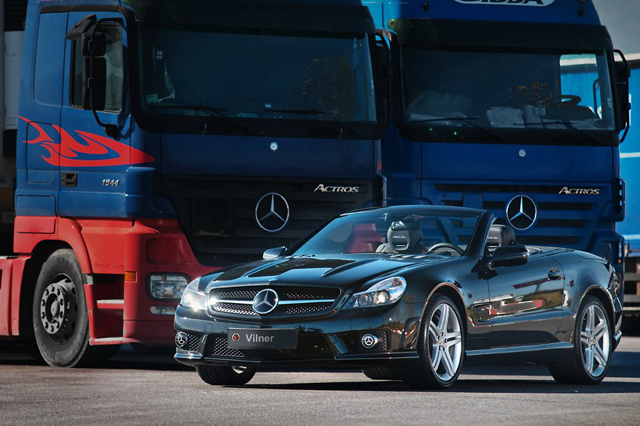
[[241, 377, 640, 394]]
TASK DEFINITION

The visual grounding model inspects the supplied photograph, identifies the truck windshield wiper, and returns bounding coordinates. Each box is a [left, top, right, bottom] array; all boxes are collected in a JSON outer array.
[[408, 117, 508, 143], [541, 120, 607, 145], [266, 108, 363, 138], [147, 103, 257, 135]]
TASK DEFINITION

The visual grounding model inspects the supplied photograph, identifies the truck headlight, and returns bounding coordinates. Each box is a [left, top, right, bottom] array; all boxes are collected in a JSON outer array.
[[179, 277, 206, 311], [148, 273, 189, 300], [343, 277, 407, 309]]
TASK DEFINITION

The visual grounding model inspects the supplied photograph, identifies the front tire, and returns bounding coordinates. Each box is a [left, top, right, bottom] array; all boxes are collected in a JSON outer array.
[[403, 294, 464, 389], [548, 296, 612, 385], [32, 249, 93, 367], [196, 365, 256, 386]]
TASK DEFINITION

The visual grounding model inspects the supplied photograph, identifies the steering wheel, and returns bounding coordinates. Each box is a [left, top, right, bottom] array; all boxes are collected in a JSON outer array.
[[561, 94, 582, 107], [426, 242, 465, 256]]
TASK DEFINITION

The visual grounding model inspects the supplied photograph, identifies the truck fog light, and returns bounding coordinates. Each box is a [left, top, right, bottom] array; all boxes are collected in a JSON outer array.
[[148, 274, 189, 300], [150, 306, 176, 316]]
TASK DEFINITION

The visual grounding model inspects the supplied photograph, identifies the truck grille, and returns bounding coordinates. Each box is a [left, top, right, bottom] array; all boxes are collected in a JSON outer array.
[[161, 177, 373, 266], [431, 183, 603, 249], [209, 285, 341, 318], [207, 333, 331, 359]]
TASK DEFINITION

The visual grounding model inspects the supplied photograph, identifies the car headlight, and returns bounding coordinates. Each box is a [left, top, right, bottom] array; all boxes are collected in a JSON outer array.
[[343, 277, 407, 309], [148, 273, 189, 300], [179, 277, 206, 311]]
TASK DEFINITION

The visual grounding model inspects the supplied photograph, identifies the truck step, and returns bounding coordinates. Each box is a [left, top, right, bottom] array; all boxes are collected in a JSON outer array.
[[92, 337, 126, 345], [96, 299, 124, 310]]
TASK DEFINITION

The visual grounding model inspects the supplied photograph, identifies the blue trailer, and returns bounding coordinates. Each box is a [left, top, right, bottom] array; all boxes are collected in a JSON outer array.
[[365, 0, 629, 311]]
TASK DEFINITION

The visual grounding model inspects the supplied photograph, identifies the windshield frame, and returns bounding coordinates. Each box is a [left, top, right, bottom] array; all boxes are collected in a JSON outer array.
[[389, 20, 621, 147], [129, 22, 385, 140], [286, 206, 491, 258]]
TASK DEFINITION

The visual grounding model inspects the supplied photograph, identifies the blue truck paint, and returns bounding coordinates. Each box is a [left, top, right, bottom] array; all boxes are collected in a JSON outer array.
[[11, 0, 383, 266], [366, 1, 626, 292]]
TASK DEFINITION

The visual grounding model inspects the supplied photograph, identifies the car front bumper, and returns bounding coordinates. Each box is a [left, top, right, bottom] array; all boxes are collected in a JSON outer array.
[[173, 301, 425, 369]]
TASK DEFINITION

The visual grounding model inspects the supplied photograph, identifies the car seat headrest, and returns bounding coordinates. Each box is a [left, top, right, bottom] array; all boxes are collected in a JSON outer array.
[[387, 220, 423, 253]]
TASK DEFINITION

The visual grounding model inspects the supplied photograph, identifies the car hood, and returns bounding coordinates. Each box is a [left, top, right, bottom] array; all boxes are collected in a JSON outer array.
[[201, 254, 451, 293]]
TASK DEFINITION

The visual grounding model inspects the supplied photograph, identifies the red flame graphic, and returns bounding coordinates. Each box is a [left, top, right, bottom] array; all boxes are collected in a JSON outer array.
[[20, 117, 154, 167]]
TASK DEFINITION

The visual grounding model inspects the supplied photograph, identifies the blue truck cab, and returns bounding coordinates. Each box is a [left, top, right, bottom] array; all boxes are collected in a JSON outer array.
[[365, 0, 629, 301], [0, 0, 388, 366]]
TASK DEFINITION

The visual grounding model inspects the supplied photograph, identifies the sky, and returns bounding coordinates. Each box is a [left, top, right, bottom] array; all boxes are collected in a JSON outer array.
[[593, 0, 640, 54]]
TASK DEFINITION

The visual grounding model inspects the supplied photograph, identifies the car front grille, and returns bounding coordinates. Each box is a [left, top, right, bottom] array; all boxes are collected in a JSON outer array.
[[431, 183, 607, 249], [207, 333, 331, 359], [209, 285, 341, 318], [161, 177, 373, 266]]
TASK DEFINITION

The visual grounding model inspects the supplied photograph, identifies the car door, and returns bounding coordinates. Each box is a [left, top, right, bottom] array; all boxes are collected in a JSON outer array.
[[486, 250, 565, 348]]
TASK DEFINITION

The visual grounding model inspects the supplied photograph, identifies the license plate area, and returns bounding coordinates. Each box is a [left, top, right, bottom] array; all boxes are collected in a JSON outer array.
[[227, 328, 298, 349]]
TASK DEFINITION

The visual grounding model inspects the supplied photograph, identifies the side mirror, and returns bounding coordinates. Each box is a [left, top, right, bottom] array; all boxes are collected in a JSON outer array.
[[82, 56, 107, 111], [81, 31, 107, 111], [263, 246, 287, 260], [614, 50, 630, 134], [489, 245, 529, 269]]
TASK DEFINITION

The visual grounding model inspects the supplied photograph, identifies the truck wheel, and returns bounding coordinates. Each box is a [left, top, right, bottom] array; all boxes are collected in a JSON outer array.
[[548, 296, 612, 385], [196, 365, 256, 386], [32, 249, 92, 367]]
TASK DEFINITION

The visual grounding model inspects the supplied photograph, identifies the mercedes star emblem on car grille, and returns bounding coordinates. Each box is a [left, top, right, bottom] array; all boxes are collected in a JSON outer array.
[[252, 289, 279, 315], [505, 195, 538, 231], [255, 192, 290, 233]]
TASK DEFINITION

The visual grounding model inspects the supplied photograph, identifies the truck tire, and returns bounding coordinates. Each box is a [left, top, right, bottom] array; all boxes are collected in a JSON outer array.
[[31, 249, 94, 367], [196, 365, 256, 386]]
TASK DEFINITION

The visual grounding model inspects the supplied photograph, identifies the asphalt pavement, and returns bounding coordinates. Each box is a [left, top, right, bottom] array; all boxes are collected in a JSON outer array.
[[1, 335, 639, 426]]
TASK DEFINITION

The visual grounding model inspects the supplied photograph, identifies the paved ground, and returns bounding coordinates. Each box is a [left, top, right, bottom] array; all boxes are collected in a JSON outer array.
[[1, 335, 639, 426]]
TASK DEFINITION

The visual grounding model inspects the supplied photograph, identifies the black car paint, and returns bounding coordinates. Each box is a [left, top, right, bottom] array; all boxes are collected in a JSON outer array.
[[174, 207, 622, 370]]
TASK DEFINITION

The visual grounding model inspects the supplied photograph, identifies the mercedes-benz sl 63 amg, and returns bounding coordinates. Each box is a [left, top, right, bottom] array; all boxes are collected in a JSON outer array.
[[174, 206, 623, 389]]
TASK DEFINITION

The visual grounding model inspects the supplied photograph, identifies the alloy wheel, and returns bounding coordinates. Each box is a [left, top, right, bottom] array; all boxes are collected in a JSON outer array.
[[580, 304, 610, 378], [428, 303, 463, 381]]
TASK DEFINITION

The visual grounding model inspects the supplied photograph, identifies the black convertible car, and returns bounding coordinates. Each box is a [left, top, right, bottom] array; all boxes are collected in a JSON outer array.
[[174, 206, 623, 389]]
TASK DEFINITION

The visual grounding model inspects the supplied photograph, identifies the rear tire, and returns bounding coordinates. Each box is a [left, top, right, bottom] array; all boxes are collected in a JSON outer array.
[[196, 365, 256, 386], [31, 249, 102, 367], [403, 294, 464, 389], [548, 296, 612, 385]]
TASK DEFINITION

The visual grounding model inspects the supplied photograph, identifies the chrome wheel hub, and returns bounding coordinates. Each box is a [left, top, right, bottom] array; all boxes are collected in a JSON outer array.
[[428, 303, 462, 382], [40, 275, 74, 338], [580, 304, 610, 378]]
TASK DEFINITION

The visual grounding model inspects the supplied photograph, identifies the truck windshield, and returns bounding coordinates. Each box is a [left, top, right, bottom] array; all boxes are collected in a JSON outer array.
[[401, 48, 615, 134], [138, 27, 377, 123]]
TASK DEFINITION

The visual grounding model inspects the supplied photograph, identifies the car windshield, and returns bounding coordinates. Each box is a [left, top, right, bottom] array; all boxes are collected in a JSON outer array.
[[401, 48, 615, 133], [292, 209, 481, 256], [138, 26, 377, 123]]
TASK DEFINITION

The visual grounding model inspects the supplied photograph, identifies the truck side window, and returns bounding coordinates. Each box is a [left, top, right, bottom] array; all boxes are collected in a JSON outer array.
[[71, 24, 124, 112]]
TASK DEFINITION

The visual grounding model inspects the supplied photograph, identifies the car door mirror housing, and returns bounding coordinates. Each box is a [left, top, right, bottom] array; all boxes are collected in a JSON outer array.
[[263, 246, 287, 260], [489, 245, 529, 269]]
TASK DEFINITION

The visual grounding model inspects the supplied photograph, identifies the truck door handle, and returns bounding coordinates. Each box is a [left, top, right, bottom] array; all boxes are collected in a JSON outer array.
[[62, 172, 77, 187], [547, 268, 562, 280]]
